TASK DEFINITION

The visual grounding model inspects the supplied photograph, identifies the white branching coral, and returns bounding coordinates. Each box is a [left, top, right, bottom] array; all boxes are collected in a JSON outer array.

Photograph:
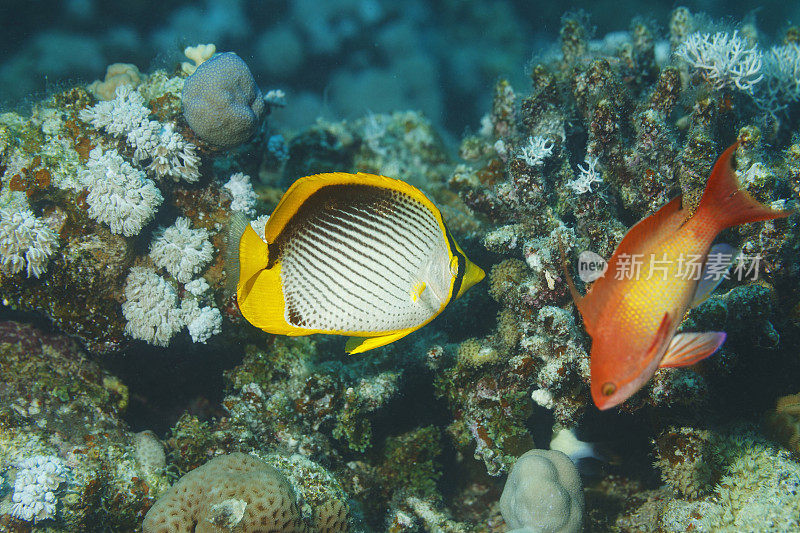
[[518, 136, 554, 167], [81, 147, 163, 237], [676, 31, 763, 93], [0, 206, 58, 278], [122, 267, 185, 347], [149, 217, 214, 284], [223, 172, 257, 215], [80, 85, 200, 182], [756, 43, 800, 114], [10, 455, 66, 523], [567, 156, 603, 194]]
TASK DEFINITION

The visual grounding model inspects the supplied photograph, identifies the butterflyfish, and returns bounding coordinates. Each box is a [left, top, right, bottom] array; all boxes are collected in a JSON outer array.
[[235, 172, 485, 354], [564, 143, 793, 410]]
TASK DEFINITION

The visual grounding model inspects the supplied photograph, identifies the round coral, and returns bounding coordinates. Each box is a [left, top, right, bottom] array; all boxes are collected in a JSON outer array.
[[181, 52, 265, 150]]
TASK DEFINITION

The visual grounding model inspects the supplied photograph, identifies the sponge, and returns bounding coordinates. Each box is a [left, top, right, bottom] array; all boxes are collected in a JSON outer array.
[[142, 453, 306, 532], [499, 449, 583, 533]]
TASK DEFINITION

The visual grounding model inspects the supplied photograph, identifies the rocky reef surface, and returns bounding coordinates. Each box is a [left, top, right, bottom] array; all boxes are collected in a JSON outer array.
[[1, 6, 800, 532]]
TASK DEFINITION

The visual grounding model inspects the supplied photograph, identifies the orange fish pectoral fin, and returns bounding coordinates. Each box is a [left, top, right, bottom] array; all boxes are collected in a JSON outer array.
[[345, 329, 416, 354], [659, 332, 726, 368], [646, 311, 675, 358]]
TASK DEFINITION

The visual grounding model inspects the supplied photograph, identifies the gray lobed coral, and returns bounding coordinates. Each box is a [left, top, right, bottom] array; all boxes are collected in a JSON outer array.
[[181, 52, 266, 150]]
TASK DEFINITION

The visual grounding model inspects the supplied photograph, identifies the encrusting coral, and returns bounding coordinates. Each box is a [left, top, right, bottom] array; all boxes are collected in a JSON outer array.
[[0, 321, 170, 530], [765, 392, 800, 455]]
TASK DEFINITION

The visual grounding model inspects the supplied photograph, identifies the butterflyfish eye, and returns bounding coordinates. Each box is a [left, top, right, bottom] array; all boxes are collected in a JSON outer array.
[[601, 382, 617, 396]]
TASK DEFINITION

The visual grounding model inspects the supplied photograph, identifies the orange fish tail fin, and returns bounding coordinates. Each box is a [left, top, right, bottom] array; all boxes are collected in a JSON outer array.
[[695, 143, 792, 231]]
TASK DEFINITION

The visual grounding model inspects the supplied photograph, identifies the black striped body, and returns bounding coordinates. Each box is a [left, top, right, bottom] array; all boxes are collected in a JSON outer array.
[[276, 184, 452, 332]]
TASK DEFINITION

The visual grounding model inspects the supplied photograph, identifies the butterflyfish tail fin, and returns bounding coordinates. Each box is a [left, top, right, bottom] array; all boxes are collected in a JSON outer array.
[[659, 332, 726, 368], [695, 143, 793, 231], [224, 212, 251, 296], [236, 219, 270, 298], [345, 330, 415, 354]]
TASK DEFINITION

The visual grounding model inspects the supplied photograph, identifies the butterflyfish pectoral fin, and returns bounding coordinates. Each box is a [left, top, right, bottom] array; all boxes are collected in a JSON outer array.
[[690, 243, 737, 307], [659, 331, 726, 368], [411, 281, 427, 302], [345, 330, 415, 354]]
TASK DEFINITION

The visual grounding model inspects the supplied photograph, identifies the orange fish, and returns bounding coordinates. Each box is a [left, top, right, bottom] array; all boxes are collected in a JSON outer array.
[[565, 143, 792, 410]]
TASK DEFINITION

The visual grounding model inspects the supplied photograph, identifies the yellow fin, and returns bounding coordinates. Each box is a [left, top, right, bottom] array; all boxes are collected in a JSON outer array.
[[224, 212, 251, 296], [411, 281, 426, 302], [237, 223, 269, 295], [345, 330, 415, 354], [266, 172, 447, 242]]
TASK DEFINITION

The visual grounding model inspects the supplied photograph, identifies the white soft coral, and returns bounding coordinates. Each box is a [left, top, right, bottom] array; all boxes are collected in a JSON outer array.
[[10, 455, 66, 523], [81, 146, 163, 237], [181, 298, 222, 344], [223, 172, 257, 215], [0, 206, 59, 278], [149, 217, 214, 283], [79, 84, 150, 136], [80, 85, 200, 182], [122, 267, 185, 347]]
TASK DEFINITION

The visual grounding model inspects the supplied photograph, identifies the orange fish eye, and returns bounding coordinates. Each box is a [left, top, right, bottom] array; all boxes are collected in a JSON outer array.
[[601, 382, 617, 396]]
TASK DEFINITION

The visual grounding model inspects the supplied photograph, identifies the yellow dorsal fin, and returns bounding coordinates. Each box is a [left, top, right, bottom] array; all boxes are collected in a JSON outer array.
[[266, 172, 447, 242]]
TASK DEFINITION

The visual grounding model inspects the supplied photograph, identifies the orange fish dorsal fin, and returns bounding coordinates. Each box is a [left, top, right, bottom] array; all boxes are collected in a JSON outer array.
[[694, 143, 793, 231], [659, 331, 726, 368], [608, 195, 686, 264], [558, 237, 588, 317]]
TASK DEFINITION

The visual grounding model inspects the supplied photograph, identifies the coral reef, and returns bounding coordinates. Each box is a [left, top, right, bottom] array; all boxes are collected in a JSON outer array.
[[656, 426, 800, 532], [0, 322, 169, 530], [1, 5, 800, 532]]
